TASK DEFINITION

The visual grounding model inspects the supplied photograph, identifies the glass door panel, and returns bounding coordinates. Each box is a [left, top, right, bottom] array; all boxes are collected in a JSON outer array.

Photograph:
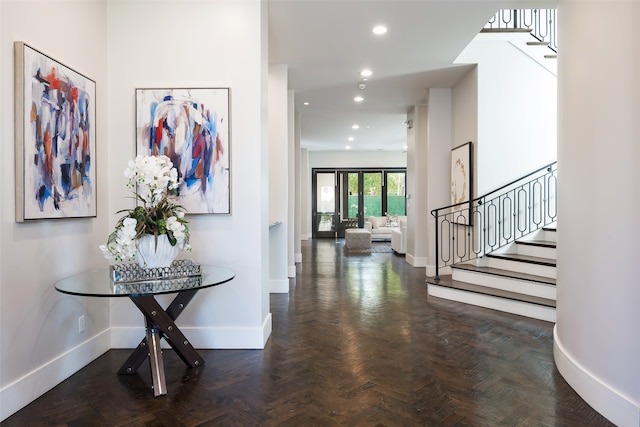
[[363, 172, 382, 218], [313, 172, 337, 238], [337, 171, 360, 237], [386, 172, 406, 216], [347, 173, 360, 220]]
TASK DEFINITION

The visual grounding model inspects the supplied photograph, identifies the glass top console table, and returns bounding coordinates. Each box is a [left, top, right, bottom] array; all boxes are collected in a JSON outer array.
[[54, 264, 235, 397]]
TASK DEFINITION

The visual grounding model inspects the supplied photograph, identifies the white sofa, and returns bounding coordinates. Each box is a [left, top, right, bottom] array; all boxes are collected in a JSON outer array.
[[391, 223, 407, 254], [364, 216, 406, 241]]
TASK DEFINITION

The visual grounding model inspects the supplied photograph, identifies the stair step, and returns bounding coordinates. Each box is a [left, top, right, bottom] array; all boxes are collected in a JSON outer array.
[[544, 54, 558, 59], [481, 28, 532, 33], [427, 275, 556, 322], [485, 252, 556, 279], [452, 263, 555, 286], [452, 263, 555, 300], [543, 226, 557, 232], [516, 239, 555, 249], [511, 239, 557, 258], [428, 275, 555, 307], [527, 41, 550, 46], [487, 252, 555, 267]]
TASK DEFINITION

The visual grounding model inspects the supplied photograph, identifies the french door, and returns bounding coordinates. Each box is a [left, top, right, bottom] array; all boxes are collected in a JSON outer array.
[[312, 168, 406, 238], [312, 171, 338, 238]]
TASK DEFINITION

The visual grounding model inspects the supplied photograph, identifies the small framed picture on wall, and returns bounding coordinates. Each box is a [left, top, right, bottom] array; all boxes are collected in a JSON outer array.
[[450, 141, 473, 225]]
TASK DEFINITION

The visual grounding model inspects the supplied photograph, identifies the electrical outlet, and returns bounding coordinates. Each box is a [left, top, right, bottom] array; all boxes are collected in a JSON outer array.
[[78, 315, 86, 333]]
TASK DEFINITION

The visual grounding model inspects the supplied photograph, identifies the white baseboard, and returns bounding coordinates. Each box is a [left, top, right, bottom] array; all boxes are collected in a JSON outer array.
[[110, 315, 273, 350], [554, 326, 640, 427], [426, 264, 435, 277], [295, 252, 302, 263], [184, 313, 273, 349], [0, 329, 111, 422], [406, 254, 427, 267], [288, 265, 296, 278], [1, 316, 274, 422], [270, 278, 290, 293]]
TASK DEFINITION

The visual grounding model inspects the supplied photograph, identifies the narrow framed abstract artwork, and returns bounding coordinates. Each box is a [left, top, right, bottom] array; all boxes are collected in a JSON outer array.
[[136, 88, 231, 214], [450, 141, 473, 225], [14, 42, 97, 222]]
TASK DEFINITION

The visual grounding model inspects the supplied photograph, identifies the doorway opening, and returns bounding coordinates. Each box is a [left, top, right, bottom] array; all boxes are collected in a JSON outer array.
[[312, 168, 406, 238]]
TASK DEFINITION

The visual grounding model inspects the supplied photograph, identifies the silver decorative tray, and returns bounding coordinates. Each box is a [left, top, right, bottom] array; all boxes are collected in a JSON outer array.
[[111, 275, 203, 295], [110, 259, 202, 283]]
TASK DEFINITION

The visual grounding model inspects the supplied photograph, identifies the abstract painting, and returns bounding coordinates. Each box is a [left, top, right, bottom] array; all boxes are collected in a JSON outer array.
[[451, 141, 473, 224], [136, 88, 230, 214], [15, 42, 97, 222]]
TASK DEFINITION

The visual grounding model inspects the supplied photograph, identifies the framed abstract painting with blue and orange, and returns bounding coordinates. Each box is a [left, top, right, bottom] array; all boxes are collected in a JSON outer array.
[[135, 88, 231, 215], [15, 42, 97, 222]]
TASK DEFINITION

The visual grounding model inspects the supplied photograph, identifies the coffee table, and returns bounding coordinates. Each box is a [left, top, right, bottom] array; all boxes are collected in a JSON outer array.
[[54, 264, 235, 396]]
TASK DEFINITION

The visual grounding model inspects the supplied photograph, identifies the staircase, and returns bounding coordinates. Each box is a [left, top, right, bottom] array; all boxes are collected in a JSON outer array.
[[427, 10, 559, 323], [427, 225, 556, 322], [429, 162, 558, 323]]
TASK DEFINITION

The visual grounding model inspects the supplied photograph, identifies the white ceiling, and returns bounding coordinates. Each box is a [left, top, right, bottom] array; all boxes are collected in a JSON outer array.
[[268, 0, 556, 152]]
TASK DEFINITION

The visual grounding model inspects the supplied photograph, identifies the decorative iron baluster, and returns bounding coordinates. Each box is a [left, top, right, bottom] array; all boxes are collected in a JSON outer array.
[[431, 162, 557, 280], [484, 9, 558, 54]]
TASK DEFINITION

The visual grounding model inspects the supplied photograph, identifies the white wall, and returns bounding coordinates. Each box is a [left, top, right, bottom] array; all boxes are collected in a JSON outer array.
[[452, 66, 478, 198], [456, 34, 556, 195], [555, 2, 640, 426], [107, 1, 270, 349], [309, 150, 406, 169], [0, 1, 110, 420], [0, 0, 270, 420], [406, 90, 454, 273], [425, 89, 453, 276]]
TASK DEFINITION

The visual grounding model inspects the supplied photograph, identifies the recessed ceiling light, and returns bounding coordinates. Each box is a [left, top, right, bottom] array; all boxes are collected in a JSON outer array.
[[372, 25, 387, 35], [348, 137, 354, 141], [352, 124, 360, 130], [354, 96, 364, 103], [360, 69, 372, 78], [345, 145, 351, 150], [303, 102, 309, 106]]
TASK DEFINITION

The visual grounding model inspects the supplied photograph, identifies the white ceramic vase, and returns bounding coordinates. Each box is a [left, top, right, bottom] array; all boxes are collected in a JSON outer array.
[[135, 234, 179, 269]]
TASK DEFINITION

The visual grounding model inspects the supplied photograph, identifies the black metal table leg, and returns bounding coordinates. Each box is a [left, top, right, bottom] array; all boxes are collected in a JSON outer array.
[[117, 289, 204, 396]]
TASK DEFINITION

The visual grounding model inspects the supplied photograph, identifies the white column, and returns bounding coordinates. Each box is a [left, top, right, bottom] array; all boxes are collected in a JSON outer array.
[[425, 89, 453, 276], [294, 112, 303, 262], [287, 90, 296, 277], [555, 2, 640, 426], [406, 106, 428, 267], [268, 64, 289, 293], [300, 148, 310, 240]]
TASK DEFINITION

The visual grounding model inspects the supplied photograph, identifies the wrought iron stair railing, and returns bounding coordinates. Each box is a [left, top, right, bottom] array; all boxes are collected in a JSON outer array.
[[431, 162, 557, 280], [484, 9, 558, 54]]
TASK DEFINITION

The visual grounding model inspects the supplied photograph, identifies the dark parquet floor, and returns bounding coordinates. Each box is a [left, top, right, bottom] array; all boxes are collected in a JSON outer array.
[[3, 239, 614, 426]]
